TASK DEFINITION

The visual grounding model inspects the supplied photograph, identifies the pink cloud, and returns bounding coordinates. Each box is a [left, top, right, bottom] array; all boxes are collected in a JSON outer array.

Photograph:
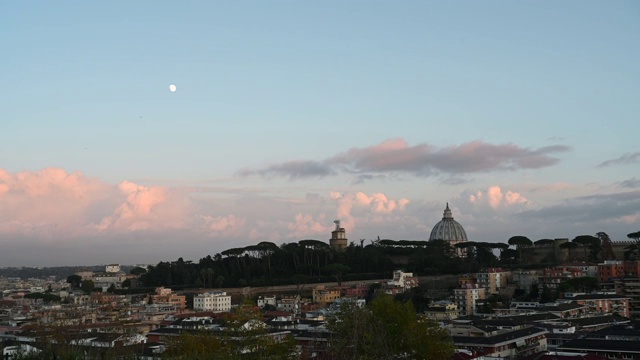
[[287, 213, 330, 238], [96, 181, 191, 232], [469, 185, 529, 209], [0, 167, 194, 238], [201, 214, 246, 233], [620, 212, 640, 224], [330, 191, 409, 231], [240, 138, 570, 180]]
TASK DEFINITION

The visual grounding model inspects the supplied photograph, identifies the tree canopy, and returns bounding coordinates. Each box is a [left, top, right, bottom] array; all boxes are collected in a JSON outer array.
[[328, 294, 454, 360]]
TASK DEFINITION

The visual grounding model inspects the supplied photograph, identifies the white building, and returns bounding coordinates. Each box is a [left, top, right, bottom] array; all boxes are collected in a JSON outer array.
[[387, 270, 418, 290], [193, 291, 232, 312], [105, 264, 121, 273], [257, 295, 276, 308]]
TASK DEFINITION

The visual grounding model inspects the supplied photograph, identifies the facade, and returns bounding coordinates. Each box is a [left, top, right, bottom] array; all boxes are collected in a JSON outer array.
[[105, 264, 121, 273], [257, 295, 276, 308], [598, 260, 640, 282], [565, 293, 630, 318], [150, 287, 186, 310], [277, 295, 301, 313], [329, 220, 347, 251], [386, 270, 419, 290], [312, 286, 341, 307], [614, 277, 640, 320], [512, 270, 540, 291], [429, 203, 468, 257], [193, 291, 231, 312], [425, 301, 459, 320], [540, 266, 585, 291], [476, 268, 509, 295], [344, 283, 370, 298], [454, 284, 486, 316]]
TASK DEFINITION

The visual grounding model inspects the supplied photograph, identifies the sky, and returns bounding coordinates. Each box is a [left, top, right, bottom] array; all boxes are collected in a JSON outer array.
[[1, 1, 639, 267]]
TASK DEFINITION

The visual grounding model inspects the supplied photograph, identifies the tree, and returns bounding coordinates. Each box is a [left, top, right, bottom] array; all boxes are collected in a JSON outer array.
[[328, 293, 454, 359], [572, 235, 599, 259], [130, 266, 147, 276], [534, 239, 555, 246], [559, 241, 579, 261], [81, 280, 95, 294], [66, 274, 82, 288], [165, 300, 296, 359], [540, 285, 556, 303], [215, 275, 225, 288], [508, 236, 532, 262], [323, 263, 351, 286], [558, 277, 598, 293], [624, 231, 640, 260]]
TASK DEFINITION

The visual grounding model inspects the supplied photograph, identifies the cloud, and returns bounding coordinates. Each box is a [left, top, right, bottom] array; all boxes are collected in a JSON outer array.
[[238, 160, 335, 179], [469, 185, 530, 209], [201, 214, 246, 234], [96, 181, 191, 232], [516, 190, 640, 226], [620, 178, 640, 188], [239, 138, 570, 180], [598, 152, 640, 168], [330, 191, 409, 231], [0, 168, 110, 237], [0, 167, 194, 238], [287, 213, 330, 238]]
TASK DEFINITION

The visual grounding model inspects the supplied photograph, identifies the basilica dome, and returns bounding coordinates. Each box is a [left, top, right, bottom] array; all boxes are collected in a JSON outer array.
[[429, 203, 468, 244]]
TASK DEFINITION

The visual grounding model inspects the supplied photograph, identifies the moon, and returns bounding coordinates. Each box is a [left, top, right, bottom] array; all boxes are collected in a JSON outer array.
[[169, 84, 177, 92]]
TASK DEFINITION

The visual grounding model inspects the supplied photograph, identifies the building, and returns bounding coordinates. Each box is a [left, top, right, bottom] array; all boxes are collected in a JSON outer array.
[[564, 293, 630, 318], [386, 270, 418, 291], [193, 291, 231, 312], [257, 295, 276, 308], [425, 301, 459, 320], [449, 321, 548, 359], [329, 220, 347, 251], [476, 268, 509, 295], [540, 266, 585, 291], [277, 295, 301, 313], [614, 277, 640, 320], [598, 260, 640, 282], [512, 270, 540, 291], [105, 264, 121, 273], [312, 286, 341, 307], [149, 287, 186, 310], [429, 203, 468, 257], [454, 284, 486, 316], [344, 283, 371, 298]]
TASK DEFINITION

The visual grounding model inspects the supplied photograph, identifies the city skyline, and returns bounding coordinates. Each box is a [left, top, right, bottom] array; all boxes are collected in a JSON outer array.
[[1, 1, 638, 266]]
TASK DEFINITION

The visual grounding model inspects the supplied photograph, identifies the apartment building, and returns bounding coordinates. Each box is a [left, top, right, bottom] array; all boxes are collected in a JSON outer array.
[[193, 291, 231, 312], [454, 284, 486, 316]]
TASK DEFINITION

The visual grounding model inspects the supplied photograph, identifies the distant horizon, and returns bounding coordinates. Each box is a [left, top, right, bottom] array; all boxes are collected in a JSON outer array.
[[2, 1, 638, 267]]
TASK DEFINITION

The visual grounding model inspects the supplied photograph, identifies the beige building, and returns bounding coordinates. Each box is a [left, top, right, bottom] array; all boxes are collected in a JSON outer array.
[[476, 268, 510, 295], [329, 220, 348, 251], [454, 284, 486, 316], [150, 287, 186, 309], [313, 285, 341, 306]]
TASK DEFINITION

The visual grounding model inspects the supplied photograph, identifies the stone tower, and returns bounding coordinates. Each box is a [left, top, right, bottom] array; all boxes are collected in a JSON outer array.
[[330, 220, 348, 251]]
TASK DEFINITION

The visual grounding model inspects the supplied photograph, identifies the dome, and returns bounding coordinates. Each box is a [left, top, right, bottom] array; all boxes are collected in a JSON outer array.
[[429, 203, 468, 242]]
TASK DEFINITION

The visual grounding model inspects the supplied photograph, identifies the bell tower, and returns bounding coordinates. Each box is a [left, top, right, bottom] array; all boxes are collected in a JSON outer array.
[[329, 220, 348, 251]]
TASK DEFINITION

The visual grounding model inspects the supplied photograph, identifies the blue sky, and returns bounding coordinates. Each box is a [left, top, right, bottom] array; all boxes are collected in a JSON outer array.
[[1, 1, 639, 266]]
